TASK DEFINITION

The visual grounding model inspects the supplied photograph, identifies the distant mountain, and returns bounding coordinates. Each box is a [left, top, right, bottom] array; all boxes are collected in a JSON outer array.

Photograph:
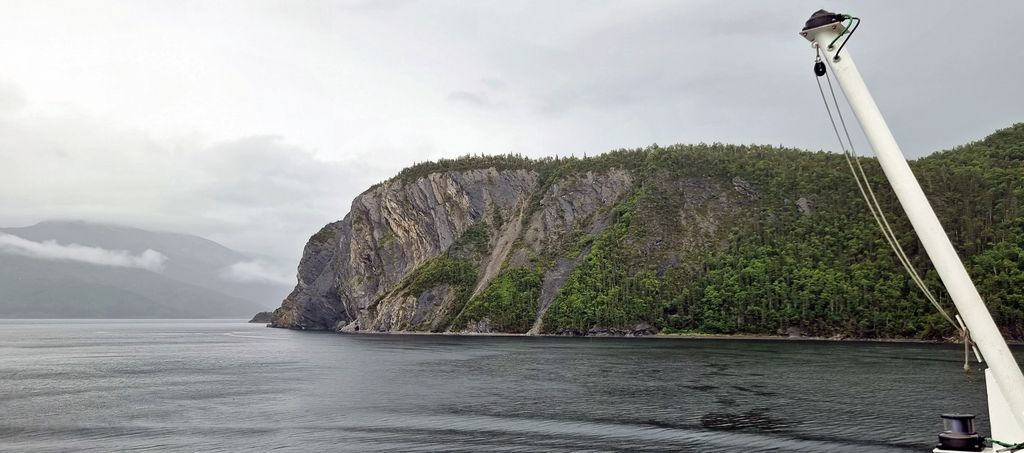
[[0, 221, 293, 318]]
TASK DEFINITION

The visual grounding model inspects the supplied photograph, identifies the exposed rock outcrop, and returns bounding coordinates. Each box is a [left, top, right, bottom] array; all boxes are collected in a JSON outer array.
[[272, 168, 543, 330], [249, 312, 273, 323], [269, 158, 749, 334], [266, 126, 1024, 340]]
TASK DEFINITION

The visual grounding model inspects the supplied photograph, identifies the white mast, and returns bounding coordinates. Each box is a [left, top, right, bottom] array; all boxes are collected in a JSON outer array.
[[800, 11, 1024, 442]]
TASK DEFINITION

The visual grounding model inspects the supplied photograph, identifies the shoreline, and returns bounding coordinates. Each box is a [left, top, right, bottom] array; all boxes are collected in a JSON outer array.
[[315, 327, 1021, 345]]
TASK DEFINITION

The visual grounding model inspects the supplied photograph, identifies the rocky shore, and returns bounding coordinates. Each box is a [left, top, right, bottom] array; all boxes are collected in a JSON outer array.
[[248, 311, 273, 323]]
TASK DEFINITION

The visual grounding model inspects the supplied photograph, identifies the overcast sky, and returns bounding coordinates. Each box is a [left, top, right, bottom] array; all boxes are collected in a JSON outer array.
[[1, 0, 1021, 267]]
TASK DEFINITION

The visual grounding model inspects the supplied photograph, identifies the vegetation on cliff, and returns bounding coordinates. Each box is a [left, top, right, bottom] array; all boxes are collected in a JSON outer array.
[[500, 125, 1020, 339], [277, 124, 1024, 340]]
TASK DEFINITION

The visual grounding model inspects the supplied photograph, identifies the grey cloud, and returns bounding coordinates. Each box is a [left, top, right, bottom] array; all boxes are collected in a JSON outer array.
[[481, 78, 506, 91], [338, 0, 417, 12], [423, 1, 1023, 155], [1, 0, 1021, 273], [0, 233, 167, 271], [220, 260, 294, 285], [447, 90, 506, 110], [168, 136, 387, 264], [0, 80, 26, 113], [0, 114, 387, 267]]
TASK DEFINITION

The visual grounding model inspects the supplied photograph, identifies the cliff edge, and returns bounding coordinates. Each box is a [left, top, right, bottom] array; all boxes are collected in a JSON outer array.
[[270, 127, 1024, 340]]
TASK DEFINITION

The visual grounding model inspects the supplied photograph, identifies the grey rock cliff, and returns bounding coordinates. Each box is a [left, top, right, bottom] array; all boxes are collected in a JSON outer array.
[[268, 161, 746, 333], [271, 168, 544, 330]]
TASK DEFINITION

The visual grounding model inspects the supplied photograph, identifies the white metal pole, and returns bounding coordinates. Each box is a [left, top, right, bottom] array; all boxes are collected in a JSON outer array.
[[802, 21, 1024, 434]]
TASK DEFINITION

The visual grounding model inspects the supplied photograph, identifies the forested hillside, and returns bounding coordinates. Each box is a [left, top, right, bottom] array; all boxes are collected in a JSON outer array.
[[272, 124, 1024, 340]]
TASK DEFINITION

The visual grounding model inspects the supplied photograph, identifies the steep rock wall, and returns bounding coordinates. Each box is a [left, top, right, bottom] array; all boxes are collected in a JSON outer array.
[[270, 164, 745, 333]]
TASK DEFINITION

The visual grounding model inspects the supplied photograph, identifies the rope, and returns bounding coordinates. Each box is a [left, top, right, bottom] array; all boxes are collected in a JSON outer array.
[[812, 47, 962, 334], [964, 324, 972, 372], [827, 15, 853, 50], [986, 437, 1024, 452], [824, 71, 958, 329], [828, 16, 861, 62]]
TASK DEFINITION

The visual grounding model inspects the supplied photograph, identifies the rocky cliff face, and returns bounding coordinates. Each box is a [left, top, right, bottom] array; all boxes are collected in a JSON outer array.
[[269, 128, 1024, 339], [270, 151, 753, 334], [274, 168, 531, 329]]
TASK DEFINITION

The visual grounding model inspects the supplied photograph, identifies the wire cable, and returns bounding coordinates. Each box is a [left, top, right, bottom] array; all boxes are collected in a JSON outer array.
[[827, 15, 853, 50], [829, 16, 861, 61], [812, 47, 961, 333], [986, 437, 1024, 452]]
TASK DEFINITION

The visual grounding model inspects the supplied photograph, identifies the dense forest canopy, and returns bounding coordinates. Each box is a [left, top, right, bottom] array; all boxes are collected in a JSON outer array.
[[403, 124, 1024, 339]]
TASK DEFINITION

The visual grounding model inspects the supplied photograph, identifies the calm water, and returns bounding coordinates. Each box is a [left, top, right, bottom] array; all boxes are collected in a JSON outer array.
[[1, 320, 1018, 452]]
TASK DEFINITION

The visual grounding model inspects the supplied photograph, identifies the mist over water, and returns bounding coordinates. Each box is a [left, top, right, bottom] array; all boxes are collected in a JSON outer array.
[[1, 320, 1013, 452]]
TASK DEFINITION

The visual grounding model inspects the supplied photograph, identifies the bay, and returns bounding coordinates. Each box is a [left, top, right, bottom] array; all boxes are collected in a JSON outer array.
[[1, 319, 1015, 452]]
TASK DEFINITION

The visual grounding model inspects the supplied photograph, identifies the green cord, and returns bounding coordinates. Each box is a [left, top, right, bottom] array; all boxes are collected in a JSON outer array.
[[828, 15, 856, 50], [986, 436, 1024, 450]]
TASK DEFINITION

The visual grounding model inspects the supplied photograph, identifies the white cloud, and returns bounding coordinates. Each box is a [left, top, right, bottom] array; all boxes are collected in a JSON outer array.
[[220, 260, 294, 285], [0, 233, 167, 272], [0, 1, 1020, 271], [0, 114, 386, 266]]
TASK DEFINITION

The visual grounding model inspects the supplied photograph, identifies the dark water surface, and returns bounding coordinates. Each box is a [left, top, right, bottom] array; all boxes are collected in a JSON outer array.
[[1, 320, 1018, 452]]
